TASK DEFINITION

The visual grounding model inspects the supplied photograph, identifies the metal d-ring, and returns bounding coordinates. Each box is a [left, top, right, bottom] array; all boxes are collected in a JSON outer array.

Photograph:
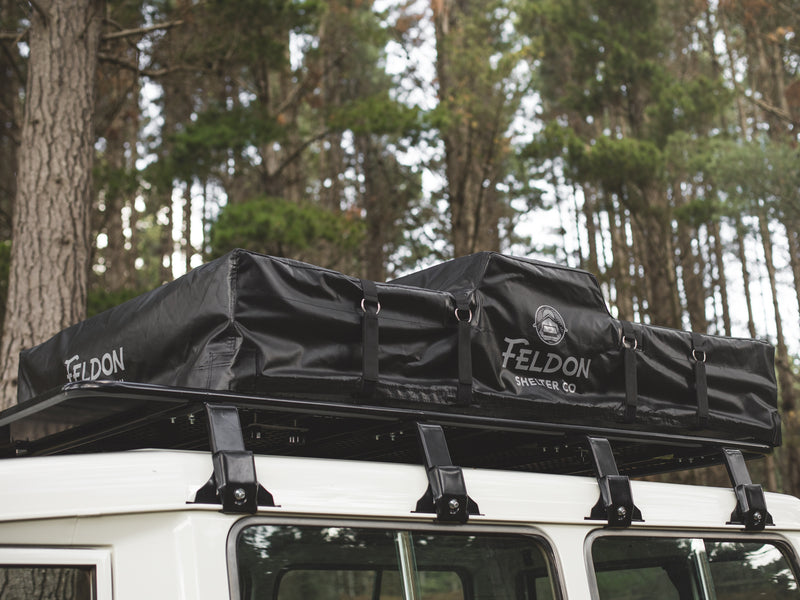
[[454, 307, 472, 323], [692, 348, 706, 363], [622, 335, 638, 350], [360, 298, 381, 315]]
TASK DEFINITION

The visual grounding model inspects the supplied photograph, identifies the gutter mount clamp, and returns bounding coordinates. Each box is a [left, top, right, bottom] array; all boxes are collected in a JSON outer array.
[[414, 422, 479, 523], [192, 403, 274, 513], [586, 436, 643, 527], [723, 447, 773, 531]]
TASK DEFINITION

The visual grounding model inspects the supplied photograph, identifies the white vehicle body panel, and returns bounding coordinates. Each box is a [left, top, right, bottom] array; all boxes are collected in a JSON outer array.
[[1, 450, 799, 599]]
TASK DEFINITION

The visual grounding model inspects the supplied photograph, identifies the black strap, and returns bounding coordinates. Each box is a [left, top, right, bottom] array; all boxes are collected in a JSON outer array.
[[691, 332, 709, 428], [621, 321, 638, 423], [359, 279, 380, 398], [455, 292, 472, 406]]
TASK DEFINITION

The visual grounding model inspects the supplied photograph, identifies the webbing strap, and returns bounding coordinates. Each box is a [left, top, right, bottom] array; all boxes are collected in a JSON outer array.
[[691, 332, 709, 428], [621, 321, 638, 423], [455, 292, 472, 406], [359, 279, 380, 398]]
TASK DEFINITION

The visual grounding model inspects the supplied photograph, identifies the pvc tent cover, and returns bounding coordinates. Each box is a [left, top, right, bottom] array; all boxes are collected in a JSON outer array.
[[16, 249, 780, 447]]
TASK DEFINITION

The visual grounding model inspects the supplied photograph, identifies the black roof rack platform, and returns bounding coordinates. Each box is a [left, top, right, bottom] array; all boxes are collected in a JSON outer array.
[[0, 381, 772, 479]]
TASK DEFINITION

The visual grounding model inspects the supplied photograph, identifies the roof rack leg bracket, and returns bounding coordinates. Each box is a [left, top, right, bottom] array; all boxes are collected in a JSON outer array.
[[192, 403, 274, 513], [723, 448, 773, 530], [414, 422, 479, 523], [586, 436, 643, 527]]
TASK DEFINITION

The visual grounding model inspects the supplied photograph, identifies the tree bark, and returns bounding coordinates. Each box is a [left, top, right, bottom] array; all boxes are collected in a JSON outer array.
[[629, 186, 682, 329], [432, 0, 509, 256], [0, 0, 103, 409], [708, 219, 732, 336], [607, 199, 635, 321]]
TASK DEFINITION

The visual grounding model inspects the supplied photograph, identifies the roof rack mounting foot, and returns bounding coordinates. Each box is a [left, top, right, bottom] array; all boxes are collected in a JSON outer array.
[[586, 436, 643, 527], [722, 447, 773, 531], [191, 403, 275, 513], [413, 422, 479, 523]]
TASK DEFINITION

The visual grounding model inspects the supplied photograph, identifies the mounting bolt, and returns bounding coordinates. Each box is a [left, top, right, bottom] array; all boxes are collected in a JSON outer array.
[[616, 506, 628, 520], [233, 488, 247, 505], [752, 511, 763, 525], [448, 498, 461, 514]]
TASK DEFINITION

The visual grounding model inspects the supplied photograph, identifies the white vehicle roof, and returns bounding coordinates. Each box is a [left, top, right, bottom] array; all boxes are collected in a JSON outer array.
[[1, 448, 798, 533]]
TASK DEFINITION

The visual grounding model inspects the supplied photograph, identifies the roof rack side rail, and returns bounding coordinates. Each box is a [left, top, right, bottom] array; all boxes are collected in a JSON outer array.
[[191, 403, 275, 513], [722, 447, 773, 531], [586, 436, 643, 527], [414, 422, 479, 523]]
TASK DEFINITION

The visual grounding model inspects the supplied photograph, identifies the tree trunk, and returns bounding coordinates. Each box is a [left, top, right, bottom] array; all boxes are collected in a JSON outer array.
[[629, 186, 682, 329], [0, 0, 103, 409], [432, 0, 507, 256], [733, 217, 758, 338], [786, 223, 800, 329], [708, 219, 732, 336], [608, 199, 635, 321]]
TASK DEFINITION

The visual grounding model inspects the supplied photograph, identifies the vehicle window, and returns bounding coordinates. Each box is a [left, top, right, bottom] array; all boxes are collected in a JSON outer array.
[[0, 565, 95, 600], [591, 536, 800, 600], [706, 541, 798, 599], [235, 524, 557, 600]]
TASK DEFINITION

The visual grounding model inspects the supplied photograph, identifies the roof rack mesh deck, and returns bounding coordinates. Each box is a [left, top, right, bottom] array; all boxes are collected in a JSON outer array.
[[0, 381, 771, 478]]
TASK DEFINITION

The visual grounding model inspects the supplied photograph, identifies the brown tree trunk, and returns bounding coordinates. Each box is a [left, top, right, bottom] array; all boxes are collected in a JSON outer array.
[[0, 0, 103, 409], [608, 200, 634, 321], [708, 219, 732, 336], [432, 0, 505, 256], [786, 223, 800, 327], [757, 213, 794, 412], [629, 187, 682, 329], [733, 217, 758, 338], [581, 191, 600, 276]]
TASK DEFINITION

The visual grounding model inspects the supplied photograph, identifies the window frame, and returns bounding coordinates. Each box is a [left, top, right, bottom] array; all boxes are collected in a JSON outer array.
[[585, 529, 800, 600], [226, 517, 565, 600], [0, 546, 113, 599]]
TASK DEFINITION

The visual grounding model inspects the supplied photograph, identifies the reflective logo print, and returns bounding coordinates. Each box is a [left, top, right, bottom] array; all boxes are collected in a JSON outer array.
[[533, 305, 567, 345]]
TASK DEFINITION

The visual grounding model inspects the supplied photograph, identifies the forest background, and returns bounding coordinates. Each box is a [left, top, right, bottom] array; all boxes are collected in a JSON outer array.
[[1, 0, 799, 492]]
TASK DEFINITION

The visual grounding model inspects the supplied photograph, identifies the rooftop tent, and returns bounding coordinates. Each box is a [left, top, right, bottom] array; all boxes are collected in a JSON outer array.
[[15, 250, 779, 449], [393, 252, 779, 446]]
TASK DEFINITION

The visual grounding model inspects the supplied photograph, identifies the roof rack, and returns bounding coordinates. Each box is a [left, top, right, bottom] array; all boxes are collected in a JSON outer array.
[[0, 382, 775, 528], [0, 381, 771, 475]]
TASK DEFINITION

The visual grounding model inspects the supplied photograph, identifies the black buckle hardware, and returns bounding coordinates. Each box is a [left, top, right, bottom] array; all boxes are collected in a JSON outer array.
[[192, 403, 274, 513], [722, 448, 773, 530], [586, 437, 643, 527], [414, 423, 479, 523]]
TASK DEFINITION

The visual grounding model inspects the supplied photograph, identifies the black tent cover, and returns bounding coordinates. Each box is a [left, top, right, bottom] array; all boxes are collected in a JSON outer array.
[[17, 249, 780, 446]]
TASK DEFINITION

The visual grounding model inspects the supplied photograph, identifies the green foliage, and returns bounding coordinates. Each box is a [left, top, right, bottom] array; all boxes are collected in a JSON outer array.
[[87, 287, 148, 318], [94, 157, 139, 201], [707, 138, 800, 220], [163, 103, 284, 182], [208, 197, 365, 263], [583, 136, 663, 193], [327, 93, 421, 138], [647, 75, 732, 143]]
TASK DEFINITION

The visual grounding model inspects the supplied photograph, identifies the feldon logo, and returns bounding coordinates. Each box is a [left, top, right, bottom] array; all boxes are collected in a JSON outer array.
[[64, 347, 125, 383], [500, 304, 591, 391], [533, 305, 567, 345]]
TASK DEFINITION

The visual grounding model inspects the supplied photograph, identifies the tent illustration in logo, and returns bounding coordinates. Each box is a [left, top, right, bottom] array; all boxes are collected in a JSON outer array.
[[534, 305, 567, 345]]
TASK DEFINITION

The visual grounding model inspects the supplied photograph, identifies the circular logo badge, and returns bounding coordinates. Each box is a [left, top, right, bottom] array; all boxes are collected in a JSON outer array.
[[533, 305, 567, 345]]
